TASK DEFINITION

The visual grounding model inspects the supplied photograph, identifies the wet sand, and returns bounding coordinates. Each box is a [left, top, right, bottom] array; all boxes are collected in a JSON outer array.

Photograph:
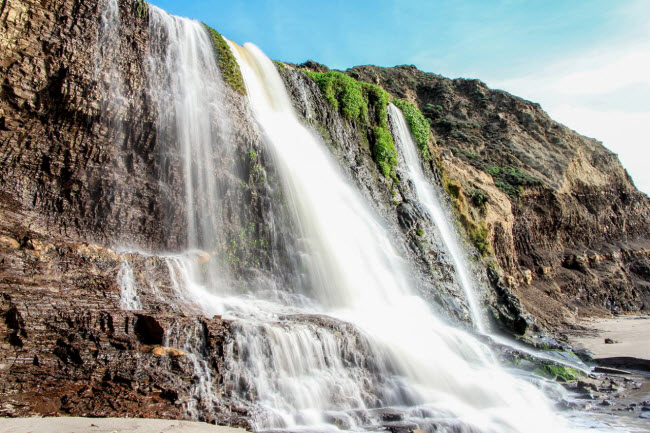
[[0, 417, 246, 433], [569, 315, 650, 360]]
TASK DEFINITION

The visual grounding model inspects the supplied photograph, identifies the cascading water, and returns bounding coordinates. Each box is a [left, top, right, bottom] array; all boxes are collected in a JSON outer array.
[[117, 260, 141, 310], [226, 42, 585, 433], [96, 0, 124, 118], [164, 320, 218, 417], [146, 5, 234, 290], [388, 104, 485, 332], [388, 105, 594, 374]]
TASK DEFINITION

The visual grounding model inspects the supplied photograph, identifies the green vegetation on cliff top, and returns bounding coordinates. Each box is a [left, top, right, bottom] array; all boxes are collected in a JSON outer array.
[[303, 68, 495, 255], [304, 70, 398, 180], [203, 24, 246, 95]]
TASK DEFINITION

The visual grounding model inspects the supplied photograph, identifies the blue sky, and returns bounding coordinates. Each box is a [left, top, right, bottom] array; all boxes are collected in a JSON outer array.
[[150, 0, 650, 194]]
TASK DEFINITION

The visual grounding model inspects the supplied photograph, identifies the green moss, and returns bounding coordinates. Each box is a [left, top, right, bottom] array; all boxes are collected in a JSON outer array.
[[304, 71, 368, 121], [363, 82, 390, 127], [469, 188, 487, 207], [442, 176, 492, 257], [444, 180, 462, 199], [486, 165, 542, 199], [468, 223, 490, 257], [135, 0, 148, 18], [248, 149, 258, 160], [304, 70, 397, 181], [373, 126, 398, 180], [393, 99, 431, 161], [533, 364, 582, 382], [273, 60, 286, 71], [416, 228, 425, 237], [223, 222, 270, 269], [202, 24, 246, 95]]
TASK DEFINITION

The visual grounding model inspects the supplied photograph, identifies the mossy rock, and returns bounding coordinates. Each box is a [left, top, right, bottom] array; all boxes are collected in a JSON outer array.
[[303, 70, 398, 182], [442, 175, 491, 257], [533, 364, 582, 382], [202, 24, 246, 95]]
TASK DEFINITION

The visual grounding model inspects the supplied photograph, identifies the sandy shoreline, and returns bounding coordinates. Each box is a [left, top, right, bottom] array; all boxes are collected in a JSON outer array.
[[568, 314, 650, 361], [0, 417, 246, 433]]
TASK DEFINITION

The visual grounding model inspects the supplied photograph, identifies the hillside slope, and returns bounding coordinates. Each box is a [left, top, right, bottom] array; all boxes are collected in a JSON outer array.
[[344, 64, 650, 330]]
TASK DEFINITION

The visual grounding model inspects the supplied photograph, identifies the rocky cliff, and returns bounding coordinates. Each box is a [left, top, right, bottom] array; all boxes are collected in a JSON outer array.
[[0, 0, 268, 421], [342, 64, 650, 331], [1, 0, 649, 424]]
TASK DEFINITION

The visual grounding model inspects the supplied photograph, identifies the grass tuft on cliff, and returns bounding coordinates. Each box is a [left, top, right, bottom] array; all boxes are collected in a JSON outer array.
[[486, 166, 542, 199], [373, 126, 398, 179], [303, 70, 398, 180], [202, 24, 246, 95], [135, 0, 148, 18], [392, 99, 431, 161], [303, 71, 369, 121]]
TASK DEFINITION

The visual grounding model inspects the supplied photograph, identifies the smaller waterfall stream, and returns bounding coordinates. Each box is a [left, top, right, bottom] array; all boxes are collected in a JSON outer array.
[[388, 105, 593, 375], [389, 104, 485, 332], [96, 0, 124, 117], [117, 260, 141, 310]]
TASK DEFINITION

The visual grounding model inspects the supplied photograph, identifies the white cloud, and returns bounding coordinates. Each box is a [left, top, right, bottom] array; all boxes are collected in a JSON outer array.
[[488, 40, 650, 195]]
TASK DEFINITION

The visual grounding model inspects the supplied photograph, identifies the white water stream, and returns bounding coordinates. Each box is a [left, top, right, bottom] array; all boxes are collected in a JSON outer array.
[[147, 5, 234, 290], [388, 104, 486, 332]]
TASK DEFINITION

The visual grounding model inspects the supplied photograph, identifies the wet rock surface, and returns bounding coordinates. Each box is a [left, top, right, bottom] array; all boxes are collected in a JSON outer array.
[[0, 232, 246, 425], [279, 66, 487, 325]]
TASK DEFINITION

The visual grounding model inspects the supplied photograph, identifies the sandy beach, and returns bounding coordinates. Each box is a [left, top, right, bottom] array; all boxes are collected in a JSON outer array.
[[568, 314, 650, 360], [0, 417, 246, 433]]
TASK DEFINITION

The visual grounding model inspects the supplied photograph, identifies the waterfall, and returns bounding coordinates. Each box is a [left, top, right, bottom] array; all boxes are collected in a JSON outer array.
[[99, 4, 589, 430], [117, 260, 141, 310], [145, 5, 235, 290], [226, 42, 580, 433], [165, 320, 218, 417], [96, 0, 124, 117], [388, 104, 486, 332]]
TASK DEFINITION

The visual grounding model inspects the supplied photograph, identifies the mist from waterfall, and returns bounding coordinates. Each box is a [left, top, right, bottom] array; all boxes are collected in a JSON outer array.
[[388, 104, 486, 332]]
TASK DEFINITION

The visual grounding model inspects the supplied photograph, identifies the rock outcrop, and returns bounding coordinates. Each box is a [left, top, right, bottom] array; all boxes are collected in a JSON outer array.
[[0, 0, 263, 422], [0, 227, 245, 424]]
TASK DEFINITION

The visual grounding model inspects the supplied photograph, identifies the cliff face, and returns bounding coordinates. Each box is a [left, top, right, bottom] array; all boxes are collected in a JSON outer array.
[[346, 65, 650, 329], [0, 0, 264, 422], [1, 0, 650, 424]]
